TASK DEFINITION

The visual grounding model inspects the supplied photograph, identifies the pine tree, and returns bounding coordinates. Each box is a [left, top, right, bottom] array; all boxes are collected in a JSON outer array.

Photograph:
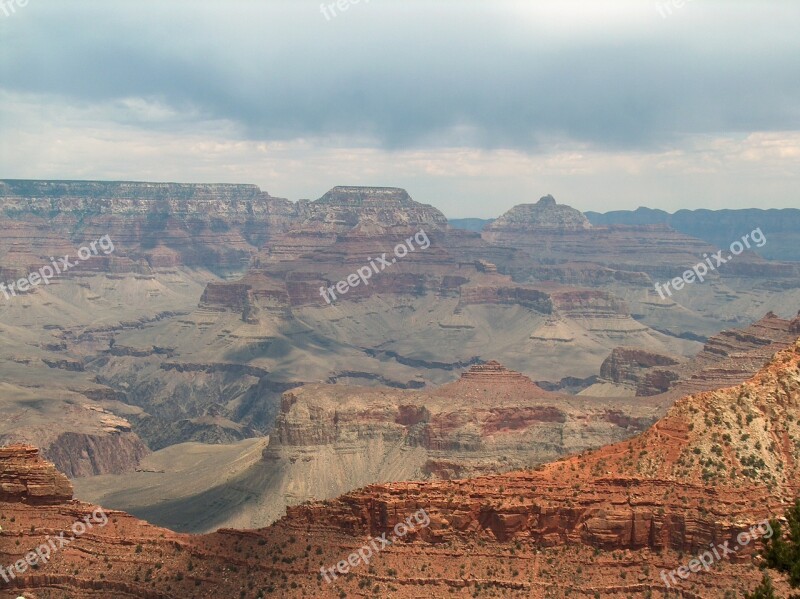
[[745, 574, 778, 599], [746, 499, 800, 598], [762, 500, 800, 588]]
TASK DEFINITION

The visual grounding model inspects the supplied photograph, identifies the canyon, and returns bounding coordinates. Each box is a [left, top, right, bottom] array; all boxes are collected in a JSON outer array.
[[1, 179, 799, 597], [1, 182, 720, 473], [73, 312, 800, 533], [1, 337, 799, 597]]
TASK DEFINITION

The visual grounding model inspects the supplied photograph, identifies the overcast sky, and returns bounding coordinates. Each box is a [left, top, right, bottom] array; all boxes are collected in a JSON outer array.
[[1, 0, 798, 217]]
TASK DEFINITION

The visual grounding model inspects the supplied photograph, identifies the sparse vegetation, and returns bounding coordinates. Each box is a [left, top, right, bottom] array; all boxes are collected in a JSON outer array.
[[745, 499, 800, 598]]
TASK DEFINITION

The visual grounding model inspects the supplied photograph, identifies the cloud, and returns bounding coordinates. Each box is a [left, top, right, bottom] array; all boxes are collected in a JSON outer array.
[[1, 0, 799, 152], [2, 89, 799, 217], [1, 0, 799, 214]]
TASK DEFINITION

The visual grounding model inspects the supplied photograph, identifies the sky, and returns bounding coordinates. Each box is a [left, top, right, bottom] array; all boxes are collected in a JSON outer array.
[[1, 0, 799, 218]]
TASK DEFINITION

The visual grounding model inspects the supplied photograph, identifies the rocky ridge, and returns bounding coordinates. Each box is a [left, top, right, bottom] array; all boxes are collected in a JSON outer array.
[[591, 311, 800, 396], [0, 179, 298, 272]]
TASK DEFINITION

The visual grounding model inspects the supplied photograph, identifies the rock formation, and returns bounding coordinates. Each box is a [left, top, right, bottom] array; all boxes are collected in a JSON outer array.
[[484, 195, 592, 232], [589, 311, 800, 397], [76, 360, 659, 532], [3, 339, 800, 597], [70, 314, 800, 535], [0, 445, 72, 504], [0, 180, 298, 271]]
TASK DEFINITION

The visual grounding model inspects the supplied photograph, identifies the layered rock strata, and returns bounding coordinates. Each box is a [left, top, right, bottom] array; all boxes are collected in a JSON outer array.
[[3, 340, 799, 597]]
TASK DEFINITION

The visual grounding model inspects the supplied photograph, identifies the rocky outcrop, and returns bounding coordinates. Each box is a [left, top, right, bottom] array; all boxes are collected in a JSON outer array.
[[256, 361, 655, 524], [198, 282, 254, 312], [599, 348, 683, 395], [458, 360, 537, 383], [273, 361, 627, 458], [329, 338, 798, 513], [0, 405, 150, 479], [550, 289, 630, 319], [589, 312, 800, 397], [266, 339, 800, 596], [483, 195, 592, 233], [0, 445, 72, 504], [68, 357, 666, 533], [197, 186, 454, 312], [456, 286, 553, 313], [303, 186, 449, 232]]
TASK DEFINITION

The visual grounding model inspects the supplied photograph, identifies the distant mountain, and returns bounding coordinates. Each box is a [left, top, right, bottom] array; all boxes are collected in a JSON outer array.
[[448, 217, 494, 232], [586, 206, 800, 261]]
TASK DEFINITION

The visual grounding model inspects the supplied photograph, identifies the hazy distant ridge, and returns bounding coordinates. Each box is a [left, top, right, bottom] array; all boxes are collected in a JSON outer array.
[[585, 207, 800, 261]]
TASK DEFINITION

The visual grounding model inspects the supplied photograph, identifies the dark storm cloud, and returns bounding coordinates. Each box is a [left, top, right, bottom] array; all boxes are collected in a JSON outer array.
[[1, 0, 799, 151]]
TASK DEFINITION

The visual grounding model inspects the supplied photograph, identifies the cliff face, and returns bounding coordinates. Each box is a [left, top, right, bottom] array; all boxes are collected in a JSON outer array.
[[0, 181, 450, 278], [42, 431, 150, 478], [0, 402, 150, 479], [0, 180, 298, 272], [273, 360, 637, 461], [0, 180, 285, 212], [300, 185, 449, 231], [196, 185, 453, 310], [274, 344, 800, 540], [186, 361, 654, 529], [455, 285, 553, 312], [271, 339, 800, 596], [599, 347, 684, 395], [0, 445, 72, 505], [591, 312, 800, 397]]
